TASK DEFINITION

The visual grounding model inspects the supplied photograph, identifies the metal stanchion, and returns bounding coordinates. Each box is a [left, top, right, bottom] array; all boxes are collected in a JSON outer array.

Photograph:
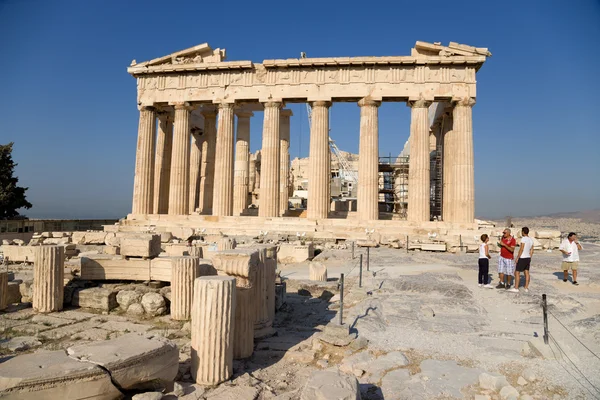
[[339, 273, 345, 325], [542, 294, 549, 345], [359, 254, 363, 288], [352, 241, 355, 259], [366, 247, 370, 272], [406, 235, 409, 253]]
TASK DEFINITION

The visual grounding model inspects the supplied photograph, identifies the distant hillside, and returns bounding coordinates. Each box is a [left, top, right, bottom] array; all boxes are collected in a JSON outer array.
[[542, 209, 600, 223]]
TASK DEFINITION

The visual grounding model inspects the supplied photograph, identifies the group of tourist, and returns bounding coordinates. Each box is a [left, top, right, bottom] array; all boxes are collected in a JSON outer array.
[[477, 228, 583, 291]]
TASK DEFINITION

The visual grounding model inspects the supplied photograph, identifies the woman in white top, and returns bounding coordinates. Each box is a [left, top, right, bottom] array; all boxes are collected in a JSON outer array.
[[478, 234, 493, 288]]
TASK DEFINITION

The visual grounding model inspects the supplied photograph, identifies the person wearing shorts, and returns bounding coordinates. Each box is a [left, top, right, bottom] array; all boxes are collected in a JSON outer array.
[[559, 232, 583, 285], [509, 227, 534, 293], [496, 228, 516, 289]]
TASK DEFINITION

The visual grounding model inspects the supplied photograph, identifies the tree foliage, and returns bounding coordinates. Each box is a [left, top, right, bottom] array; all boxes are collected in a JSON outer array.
[[0, 142, 32, 219]]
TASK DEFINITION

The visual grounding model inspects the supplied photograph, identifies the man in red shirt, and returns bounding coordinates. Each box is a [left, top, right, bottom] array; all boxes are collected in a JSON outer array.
[[496, 228, 517, 289]]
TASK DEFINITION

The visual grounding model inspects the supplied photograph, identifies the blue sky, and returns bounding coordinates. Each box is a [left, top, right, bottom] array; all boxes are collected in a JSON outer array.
[[1, 0, 598, 219]]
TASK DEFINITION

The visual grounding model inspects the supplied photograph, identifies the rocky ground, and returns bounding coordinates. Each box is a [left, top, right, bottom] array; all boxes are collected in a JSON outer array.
[[2, 241, 600, 399]]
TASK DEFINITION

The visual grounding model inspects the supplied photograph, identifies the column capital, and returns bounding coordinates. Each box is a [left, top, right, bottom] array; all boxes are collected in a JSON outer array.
[[235, 111, 254, 118], [407, 99, 432, 108], [218, 102, 235, 111], [170, 102, 194, 111], [310, 101, 331, 108], [280, 109, 294, 117], [358, 97, 381, 107], [262, 101, 283, 109], [452, 97, 476, 108], [137, 105, 156, 112]]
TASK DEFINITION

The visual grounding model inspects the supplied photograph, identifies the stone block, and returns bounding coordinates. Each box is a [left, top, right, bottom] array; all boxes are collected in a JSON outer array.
[[7, 281, 22, 304], [44, 237, 71, 245], [0, 350, 122, 399], [277, 242, 314, 263], [479, 372, 509, 391], [67, 333, 179, 391], [1, 245, 36, 263], [212, 249, 260, 288], [159, 231, 173, 243], [104, 232, 120, 247], [81, 256, 151, 281], [150, 257, 216, 282], [72, 287, 118, 312], [535, 230, 561, 239], [309, 261, 328, 281], [217, 237, 236, 251], [300, 369, 360, 400], [84, 232, 108, 244], [104, 245, 120, 255], [356, 239, 378, 247], [120, 234, 161, 258], [141, 292, 167, 316], [117, 290, 143, 310]]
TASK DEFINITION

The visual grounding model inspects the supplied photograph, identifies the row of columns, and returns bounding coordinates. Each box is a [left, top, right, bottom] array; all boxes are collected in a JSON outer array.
[[132, 97, 475, 223]]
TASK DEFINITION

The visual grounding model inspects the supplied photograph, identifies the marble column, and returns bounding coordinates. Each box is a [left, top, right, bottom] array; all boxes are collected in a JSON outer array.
[[258, 101, 282, 217], [189, 128, 203, 214], [450, 97, 476, 223], [307, 102, 331, 219], [171, 256, 200, 321], [191, 276, 236, 385], [279, 109, 292, 216], [442, 112, 454, 222], [213, 103, 235, 216], [168, 103, 193, 215], [154, 111, 173, 214], [357, 98, 381, 220], [233, 112, 253, 215], [407, 99, 432, 222], [199, 110, 217, 215], [33, 246, 64, 313], [132, 106, 156, 215]]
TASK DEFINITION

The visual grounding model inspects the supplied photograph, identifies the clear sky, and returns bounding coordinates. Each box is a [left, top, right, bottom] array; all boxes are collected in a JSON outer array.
[[1, 0, 599, 220]]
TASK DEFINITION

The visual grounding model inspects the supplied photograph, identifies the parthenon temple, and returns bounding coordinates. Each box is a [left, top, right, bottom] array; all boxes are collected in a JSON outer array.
[[124, 41, 491, 239]]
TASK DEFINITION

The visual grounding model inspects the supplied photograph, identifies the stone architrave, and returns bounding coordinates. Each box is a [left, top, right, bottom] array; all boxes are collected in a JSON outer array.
[[154, 111, 173, 214], [357, 98, 381, 221], [171, 256, 200, 321], [450, 97, 476, 223], [189, 128, 203, 214], [0, 271, 8, 310], [258, 101, 282, 217], [168, 102, 193, 215], [308, 102, 330, 219], [199, 110, 217, 215], [233, 111, 253, 215], [407, 99, 432, 222], [213, 103, 236, 216], [191, 276, 236, 385], [212, 249, 259, 359], [33, 246, 64, 313], [132, 105, 156, 215], [442, 111, 454, 222], [279, 109, 292, 216]]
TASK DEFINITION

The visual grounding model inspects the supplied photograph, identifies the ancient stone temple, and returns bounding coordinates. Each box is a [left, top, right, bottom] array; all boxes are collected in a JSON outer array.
[[125, 41, 490, 239]]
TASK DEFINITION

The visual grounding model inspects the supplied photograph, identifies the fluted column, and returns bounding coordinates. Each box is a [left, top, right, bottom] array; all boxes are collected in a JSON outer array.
[[450, 97, 476, 223], [167, 103, 193, 215], [357, 98, 381, 220], [171, 256, 200, 321], [442, 112, 454, 222], [33, 246, 64, 313], [213, 103, 236, 216], [233, 112, 253, 215], [407, 99, 432, 222], [154, 111, 173, 214], [132, 106, 156, 214], [279, 110, 293, 216], [191, 276, 236, 385], [189, 129, 203, 214], [199, 110, 217, 215], [307, 102, 330, 219], [0, 271, 8, 310], [259, 101, 282, 217]]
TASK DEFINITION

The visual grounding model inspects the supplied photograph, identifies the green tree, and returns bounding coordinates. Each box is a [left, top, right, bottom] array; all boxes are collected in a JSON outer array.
[[0, 142, 32, 219]]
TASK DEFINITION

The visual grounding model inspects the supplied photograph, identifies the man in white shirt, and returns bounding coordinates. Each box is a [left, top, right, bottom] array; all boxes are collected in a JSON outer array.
[[509, 227, 534, 293], [559, 232, 583, 285]]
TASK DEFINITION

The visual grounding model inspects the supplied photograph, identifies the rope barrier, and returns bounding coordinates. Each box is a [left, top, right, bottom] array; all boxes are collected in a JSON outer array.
[[548, 310, 600, 361]]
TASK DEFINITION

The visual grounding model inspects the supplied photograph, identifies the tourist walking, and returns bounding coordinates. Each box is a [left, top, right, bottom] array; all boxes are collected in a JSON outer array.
[[496, 229, 516, 289], [509, 227, 534, 293], [478, 234, 493, 288], [559, 232, 583, 285]]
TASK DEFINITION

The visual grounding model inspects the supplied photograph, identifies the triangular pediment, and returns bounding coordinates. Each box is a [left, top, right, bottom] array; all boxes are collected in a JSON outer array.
[[131, 43, 226, 67], [412, 41, 491, 58]]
